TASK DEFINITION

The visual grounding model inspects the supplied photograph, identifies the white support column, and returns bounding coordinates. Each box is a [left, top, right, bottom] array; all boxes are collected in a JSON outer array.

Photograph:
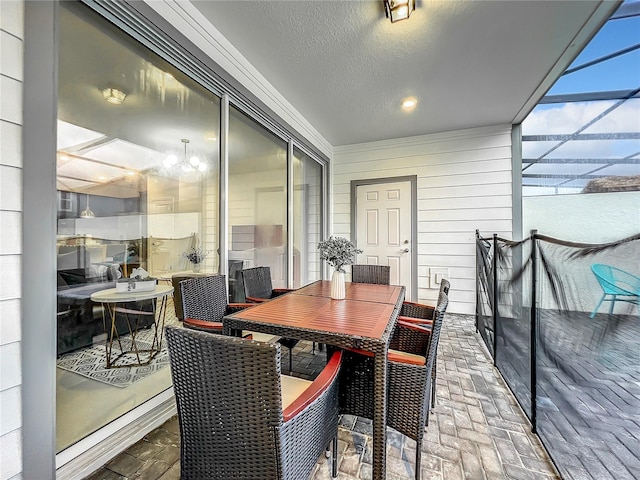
[[287, 140, 294, 288], [220, 95, 229, 284]]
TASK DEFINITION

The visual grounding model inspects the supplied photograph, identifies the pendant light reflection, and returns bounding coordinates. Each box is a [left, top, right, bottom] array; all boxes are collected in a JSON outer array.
[[80, 194, 95, 218], [163, 139, 207, 174]]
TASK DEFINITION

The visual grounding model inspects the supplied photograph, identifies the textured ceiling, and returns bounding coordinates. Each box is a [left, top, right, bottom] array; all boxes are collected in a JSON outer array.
[[191, 0, 614, 146]]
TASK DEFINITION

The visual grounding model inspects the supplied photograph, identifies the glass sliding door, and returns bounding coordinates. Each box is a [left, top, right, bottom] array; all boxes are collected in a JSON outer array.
[[292, 147, 323, 288], [227, 106, 288, 299], [56, 2, 220, 451]]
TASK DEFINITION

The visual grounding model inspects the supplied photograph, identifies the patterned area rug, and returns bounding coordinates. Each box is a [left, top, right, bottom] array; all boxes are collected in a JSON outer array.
[[57, 314, 180, 388]]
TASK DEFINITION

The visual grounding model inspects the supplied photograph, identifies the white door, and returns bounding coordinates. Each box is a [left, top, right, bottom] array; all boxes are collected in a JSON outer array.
[[356, 181, 412, 300]]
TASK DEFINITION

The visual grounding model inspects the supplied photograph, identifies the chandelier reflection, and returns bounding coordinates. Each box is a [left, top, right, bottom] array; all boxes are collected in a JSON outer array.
[[163, 138, 207, 174]]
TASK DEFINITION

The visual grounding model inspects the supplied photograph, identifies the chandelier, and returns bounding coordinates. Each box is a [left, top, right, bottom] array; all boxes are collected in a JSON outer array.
[[163, 139, 208, 173]]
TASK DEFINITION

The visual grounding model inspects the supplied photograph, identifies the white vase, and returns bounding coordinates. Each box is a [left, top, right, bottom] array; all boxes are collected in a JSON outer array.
[[192, 263, 201, 273], [331, 270, 346, 300]]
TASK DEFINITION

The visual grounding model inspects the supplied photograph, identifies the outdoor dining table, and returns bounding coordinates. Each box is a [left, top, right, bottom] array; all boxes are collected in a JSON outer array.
[[223, 280, 405, 480]]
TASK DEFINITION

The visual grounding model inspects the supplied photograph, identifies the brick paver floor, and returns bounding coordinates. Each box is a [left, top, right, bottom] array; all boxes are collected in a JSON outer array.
[[86, 314, 559, 480]]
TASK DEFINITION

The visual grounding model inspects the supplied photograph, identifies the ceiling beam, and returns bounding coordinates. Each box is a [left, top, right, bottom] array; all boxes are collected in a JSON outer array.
[[523, 157, 640, 164], [523, 133, 640, 142]]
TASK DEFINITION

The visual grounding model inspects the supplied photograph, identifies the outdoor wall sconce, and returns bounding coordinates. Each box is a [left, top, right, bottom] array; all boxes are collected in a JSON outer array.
[[102, 87, 127, 105], [384, 0, 415, 23]]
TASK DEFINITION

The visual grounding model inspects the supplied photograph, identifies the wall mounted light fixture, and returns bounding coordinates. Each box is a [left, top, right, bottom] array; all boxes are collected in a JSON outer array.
[[102, 87, 127, 105], [384, 0, 415, 23]]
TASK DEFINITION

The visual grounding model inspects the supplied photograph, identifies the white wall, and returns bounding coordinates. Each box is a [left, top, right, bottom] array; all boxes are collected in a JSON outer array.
[[523, 191, 640, 243], [333, 125, 514, 315], [0, 1, 24, 478]]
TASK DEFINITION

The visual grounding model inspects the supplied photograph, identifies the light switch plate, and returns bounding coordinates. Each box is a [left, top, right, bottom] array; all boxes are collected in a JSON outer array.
[[429, 267, 449, 289]]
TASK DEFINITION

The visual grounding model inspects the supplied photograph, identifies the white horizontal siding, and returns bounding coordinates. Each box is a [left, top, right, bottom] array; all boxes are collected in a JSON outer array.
[[332, 125, 513, 314], [0, 1, 23, 478]]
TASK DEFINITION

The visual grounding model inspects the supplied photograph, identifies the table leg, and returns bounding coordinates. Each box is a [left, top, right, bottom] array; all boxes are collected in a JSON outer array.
[[103, 299, 161, 368], [372, 346, 388, 480], [153, 296, 167, 352], [103, 302, 125, 369]]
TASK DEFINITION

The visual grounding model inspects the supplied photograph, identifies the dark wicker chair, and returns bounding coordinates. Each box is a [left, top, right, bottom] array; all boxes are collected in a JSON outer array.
[[241, 266, 299, 372], [351, 264, 391, 285], [165, 326, 342, 480], [171, 273, 204, 321], [397, 278, 450, 407], [179, 275, 253, 333], [241, 266, 292, 302], [335, 291, 449, 480]]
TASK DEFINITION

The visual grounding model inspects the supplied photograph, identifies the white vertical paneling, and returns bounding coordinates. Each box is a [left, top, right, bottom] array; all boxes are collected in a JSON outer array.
[[365, 255, 379, 264], [387, 209, 400, 246], [388, 256, 401, 285], [0, 1, 24, 478], [333, 125, 513, 314], [366, 210, 378, 245]]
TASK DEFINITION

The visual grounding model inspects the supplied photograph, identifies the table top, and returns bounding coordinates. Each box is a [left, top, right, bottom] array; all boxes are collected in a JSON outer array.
[[229, 281, 404, 342], [292, 280, 404, 305], [156, 270, 213, 281], [90, 284, 174, 303]]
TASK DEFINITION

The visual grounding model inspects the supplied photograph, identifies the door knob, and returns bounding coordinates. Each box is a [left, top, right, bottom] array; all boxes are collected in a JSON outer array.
[[401, 248, 409, 253]]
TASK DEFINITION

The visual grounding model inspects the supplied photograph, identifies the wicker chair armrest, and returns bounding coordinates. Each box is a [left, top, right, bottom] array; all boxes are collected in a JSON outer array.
[[272, 288, 293, 297], [389, 321, 432, 356], [246, 296, 268, 303], [227, 302, 254, 313], [398, 320, 433, 332], [340, 343, 426, 363], [388, 349, 426, 366], [400, 301, 435, 320], [183, 317, 223, 331], [283, 350, 342, 421], [398, 315, 433, 328]]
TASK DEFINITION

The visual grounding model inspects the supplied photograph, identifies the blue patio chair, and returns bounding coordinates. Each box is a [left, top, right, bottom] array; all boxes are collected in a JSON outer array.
[[589, 264, 640, 318]]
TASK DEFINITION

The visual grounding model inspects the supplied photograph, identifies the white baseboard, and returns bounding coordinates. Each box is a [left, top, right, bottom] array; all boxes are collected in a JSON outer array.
[[56, 390, 177, 480]]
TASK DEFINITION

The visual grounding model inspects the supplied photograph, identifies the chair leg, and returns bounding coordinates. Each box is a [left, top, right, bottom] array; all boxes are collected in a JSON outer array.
[[331, 435, 338, 478], [590, 294, 606, 318], [431, 363, 437, 409], [415, 437, 422, 480], [609, 296, 616, 316]]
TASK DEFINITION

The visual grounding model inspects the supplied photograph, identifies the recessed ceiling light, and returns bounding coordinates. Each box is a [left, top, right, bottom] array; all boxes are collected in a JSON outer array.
[[401, 97, 418, 111]]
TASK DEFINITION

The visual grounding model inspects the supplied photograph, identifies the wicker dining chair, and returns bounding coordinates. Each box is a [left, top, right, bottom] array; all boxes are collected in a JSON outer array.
[[351, 264, 391, 285], [179, 275, 253, 333], [241, 266, 300, 372], [397, 278, 450, 408], [165, 326, 342, 480], [335, 291, 449, 480], [171, 273, 203, 321]]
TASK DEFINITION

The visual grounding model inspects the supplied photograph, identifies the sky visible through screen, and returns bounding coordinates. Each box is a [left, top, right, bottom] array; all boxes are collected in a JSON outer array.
[[549, 5, 640, 96], [521, 0, 640, 195]]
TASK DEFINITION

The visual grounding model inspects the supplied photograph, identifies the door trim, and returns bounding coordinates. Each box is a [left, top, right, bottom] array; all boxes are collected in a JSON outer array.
[[350, 176, 417, 301]]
